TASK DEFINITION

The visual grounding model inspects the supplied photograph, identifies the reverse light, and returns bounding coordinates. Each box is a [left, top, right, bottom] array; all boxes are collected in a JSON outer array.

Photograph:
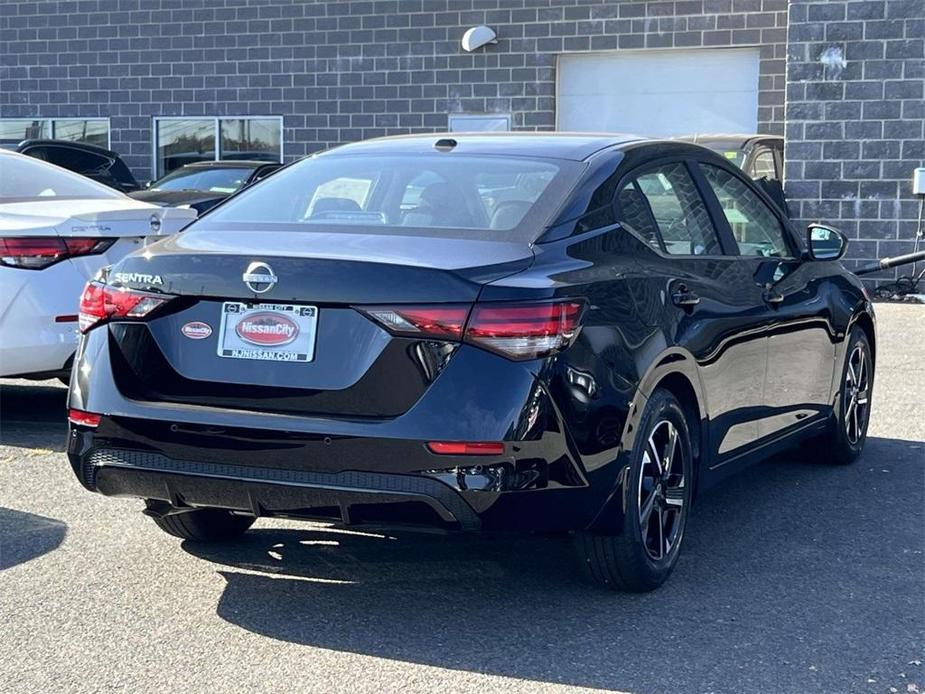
[[68, 408, 101, 428], [0, 237, 114, 270], [361, 300, 586, 361], [427, 441, 505, 456], [78, 281, 172, 333]]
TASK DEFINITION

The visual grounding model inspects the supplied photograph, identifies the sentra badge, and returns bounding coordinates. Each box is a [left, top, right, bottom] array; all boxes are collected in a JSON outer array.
[[113, 272, 163, 286]]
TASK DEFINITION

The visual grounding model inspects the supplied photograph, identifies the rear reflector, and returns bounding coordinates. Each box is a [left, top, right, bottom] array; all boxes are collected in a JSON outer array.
[[68, 409, 101, 428], [427, 441, 505, 456], [359, 299, 586, 361], [78, 281, 173, 333], [0, 237, 114, 270]]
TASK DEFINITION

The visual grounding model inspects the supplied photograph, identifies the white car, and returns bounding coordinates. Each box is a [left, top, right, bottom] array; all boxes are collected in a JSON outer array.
[[0, 149, 196, 380]]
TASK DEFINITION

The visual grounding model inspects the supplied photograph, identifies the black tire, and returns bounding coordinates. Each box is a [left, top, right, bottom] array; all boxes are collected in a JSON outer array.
[[575, 388, 694, 592], [147, 505, 255, 542], [810, 327, 874, 465]]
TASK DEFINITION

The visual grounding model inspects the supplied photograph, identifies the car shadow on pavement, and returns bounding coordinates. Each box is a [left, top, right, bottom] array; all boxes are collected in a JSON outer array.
[[0, 381, 68, 452], [0, 507, 67, 571], [188, 435, 923, 691]]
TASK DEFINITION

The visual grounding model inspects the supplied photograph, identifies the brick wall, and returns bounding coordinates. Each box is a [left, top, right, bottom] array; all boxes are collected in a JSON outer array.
[[0, 0, 788, 179], [784, 0, 925, 276]]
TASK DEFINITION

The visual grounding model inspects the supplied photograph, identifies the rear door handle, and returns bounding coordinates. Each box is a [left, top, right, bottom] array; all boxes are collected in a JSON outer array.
[[671, 286, 701, 307]]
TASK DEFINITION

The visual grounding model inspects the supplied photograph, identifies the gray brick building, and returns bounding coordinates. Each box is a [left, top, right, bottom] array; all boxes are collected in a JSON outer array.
[[1, 0, 923, 276], [786, 0, 924, 276]]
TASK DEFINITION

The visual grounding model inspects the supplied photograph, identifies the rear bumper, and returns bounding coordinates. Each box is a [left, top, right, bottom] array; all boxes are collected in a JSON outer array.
[[79, 447, 483, 530], [67, 320, 634, 533], [0, 262, 83, 377], [67, 431, 611, 532]]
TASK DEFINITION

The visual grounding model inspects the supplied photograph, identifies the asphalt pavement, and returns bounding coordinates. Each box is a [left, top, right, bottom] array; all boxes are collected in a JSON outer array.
[[1, 303, 922, 694]]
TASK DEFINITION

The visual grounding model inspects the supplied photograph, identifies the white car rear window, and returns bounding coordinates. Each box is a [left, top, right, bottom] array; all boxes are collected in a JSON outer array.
[[0, 152, 124, 200]]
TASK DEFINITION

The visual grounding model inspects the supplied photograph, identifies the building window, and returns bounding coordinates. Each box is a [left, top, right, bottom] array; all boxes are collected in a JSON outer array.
[[448, 113, 512, 132], [155, 119, 215, 177], [0, 118, 109, 148], [153, 117, 283, 177], [53, 119, 110, 148]]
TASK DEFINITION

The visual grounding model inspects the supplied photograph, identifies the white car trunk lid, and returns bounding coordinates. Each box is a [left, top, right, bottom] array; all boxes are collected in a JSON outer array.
[[0, 199, 195, 238]]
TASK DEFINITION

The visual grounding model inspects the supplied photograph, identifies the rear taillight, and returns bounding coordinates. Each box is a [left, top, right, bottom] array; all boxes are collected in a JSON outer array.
[[68, 408, 101, 428], [360, 299, 585, 361], [358, 305, 470, 339], [78, 281, 172, 333], [465, 301, 585, 360], [0, 237, 114, 270]]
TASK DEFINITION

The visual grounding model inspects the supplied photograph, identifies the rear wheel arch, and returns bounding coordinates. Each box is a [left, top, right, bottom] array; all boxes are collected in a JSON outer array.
[[649, 371, 705, 494], [851, 310, 876, 366], [634, 349, 708, 469], [598, 358, 706, 530], [576, 386, 695, 591]]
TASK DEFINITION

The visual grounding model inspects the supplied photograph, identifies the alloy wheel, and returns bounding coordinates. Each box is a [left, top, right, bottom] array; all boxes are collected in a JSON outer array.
[[844, 342, 871, 445], [637, 419, 686, 561]]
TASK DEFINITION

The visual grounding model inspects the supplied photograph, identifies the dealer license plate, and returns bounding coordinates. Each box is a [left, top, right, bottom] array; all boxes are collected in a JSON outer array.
[[217, 302, 317, 362]]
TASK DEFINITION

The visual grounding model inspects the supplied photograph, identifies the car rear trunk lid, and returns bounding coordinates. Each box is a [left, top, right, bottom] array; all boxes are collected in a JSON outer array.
[[105, 228, 534, 418]]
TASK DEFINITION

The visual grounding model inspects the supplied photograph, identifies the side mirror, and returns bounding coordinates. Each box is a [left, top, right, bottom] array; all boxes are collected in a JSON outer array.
[[806, 223, 848, 261]]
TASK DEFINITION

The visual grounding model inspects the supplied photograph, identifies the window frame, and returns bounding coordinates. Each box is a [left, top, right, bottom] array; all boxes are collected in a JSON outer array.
[[613, 156, 736, 260], [692, 157, 800, 260], [152, 116, 284, 178]]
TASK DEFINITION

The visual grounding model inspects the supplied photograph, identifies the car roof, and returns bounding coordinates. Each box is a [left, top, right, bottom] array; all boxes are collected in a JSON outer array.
[[16, 138, 120, 158], [673, 133, 784, 149], [180, 160, 279, 170], [323, 132, 650, 161]]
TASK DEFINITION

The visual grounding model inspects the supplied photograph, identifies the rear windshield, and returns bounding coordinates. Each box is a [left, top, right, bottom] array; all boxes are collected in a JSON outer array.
[[152, 167, 250, 193], [195, 153, 581, 240], [695, 142, 746, 169], [0, 152, 123, 200]]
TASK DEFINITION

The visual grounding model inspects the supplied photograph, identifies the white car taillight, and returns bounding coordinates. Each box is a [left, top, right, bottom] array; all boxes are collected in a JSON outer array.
[[78, 281, 173, 333], [0, 237, 114, 270]]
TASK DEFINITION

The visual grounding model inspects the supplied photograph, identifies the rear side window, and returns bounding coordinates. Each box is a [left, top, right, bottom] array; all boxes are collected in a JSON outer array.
[[617, 163, 721, 256], [751, 149, 777, 180], [700, 164, 792, 258]]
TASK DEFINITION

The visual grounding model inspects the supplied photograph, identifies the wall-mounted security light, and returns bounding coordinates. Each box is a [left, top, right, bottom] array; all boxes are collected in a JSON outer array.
[[913, 167, 925, 196], [461, 25, 497, 52]]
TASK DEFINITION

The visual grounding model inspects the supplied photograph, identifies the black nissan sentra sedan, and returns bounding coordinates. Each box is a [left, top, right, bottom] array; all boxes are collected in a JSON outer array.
[[67, 133, 875, 591]]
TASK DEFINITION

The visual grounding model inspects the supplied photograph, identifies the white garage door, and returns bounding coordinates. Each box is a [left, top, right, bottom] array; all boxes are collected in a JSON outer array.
[[557, 48, 760, 137]]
